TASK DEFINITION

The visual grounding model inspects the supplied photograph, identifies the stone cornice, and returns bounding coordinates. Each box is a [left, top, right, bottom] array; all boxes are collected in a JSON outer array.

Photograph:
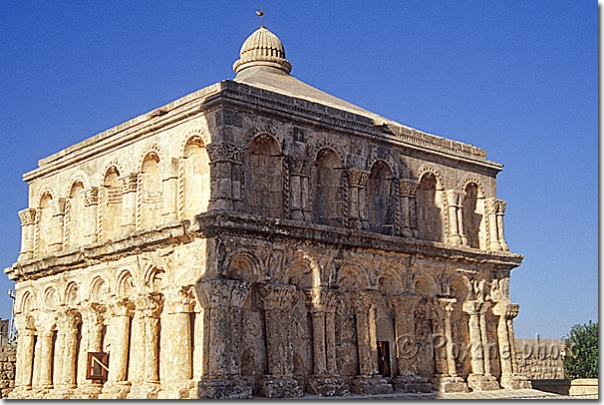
[[4, 220, 194, 283], [195, 211, 523, 269], [24, 80, 501, 182]]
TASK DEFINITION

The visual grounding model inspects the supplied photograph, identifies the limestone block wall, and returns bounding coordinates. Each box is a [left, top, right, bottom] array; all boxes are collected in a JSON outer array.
[[515, 338, 564, 379], [0, 346, 16, 398]]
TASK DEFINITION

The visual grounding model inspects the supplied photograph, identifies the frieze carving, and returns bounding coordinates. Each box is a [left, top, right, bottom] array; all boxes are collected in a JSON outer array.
[[206, 143, 244, 164], [287, 155, 310, 176], [259, 283, 297, 310]]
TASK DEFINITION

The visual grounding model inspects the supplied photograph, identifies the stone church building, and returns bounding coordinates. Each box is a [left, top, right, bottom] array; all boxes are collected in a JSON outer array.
[[5, 26, 530, 399]]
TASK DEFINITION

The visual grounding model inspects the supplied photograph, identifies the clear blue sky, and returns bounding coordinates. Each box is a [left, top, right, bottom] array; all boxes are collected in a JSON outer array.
[[0, 1, 597, 339]]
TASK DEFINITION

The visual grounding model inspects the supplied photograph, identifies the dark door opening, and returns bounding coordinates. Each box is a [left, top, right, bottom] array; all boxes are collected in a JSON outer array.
[[377, 340, 391, 377]]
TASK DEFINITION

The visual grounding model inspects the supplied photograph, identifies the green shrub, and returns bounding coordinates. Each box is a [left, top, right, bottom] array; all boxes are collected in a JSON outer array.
[[562, 320, 598, 379]]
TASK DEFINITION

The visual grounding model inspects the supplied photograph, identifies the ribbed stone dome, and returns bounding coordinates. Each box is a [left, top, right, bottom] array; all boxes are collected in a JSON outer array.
[[233, 26, 292, 75]]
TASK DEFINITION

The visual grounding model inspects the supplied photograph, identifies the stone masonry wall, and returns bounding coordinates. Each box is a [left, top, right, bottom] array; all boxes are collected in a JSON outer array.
[[515, 338, 564, 380], [0, 346, 16, 398]]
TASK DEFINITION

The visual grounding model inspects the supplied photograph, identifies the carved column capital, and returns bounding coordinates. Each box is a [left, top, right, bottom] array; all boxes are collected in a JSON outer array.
[[484, 198, 506, 215], [163, 285, 196, 313], [56, 307, 81, 331], [134, 293, 164, 319], [350, 291, 380, 313], [259, 283, 297, 310], [34, 310, 58, 333], [108, 297, 134, 317], [196, 278, 251, 309], [492, 301, 520, 319], [306, 288, 340, 313], [206, 143, 244, 164], [347, 168, 370, 188], [462, 299, 483, 316], [287, 155, 310, 176], [432, 297, 457, 315], [18, 208, 37, 226], [84, 187, 99, 206], [388, 293, 420, 317], [49, 198, 67, 216], [79, 301, 106, 324], [398, 179, 419, 197]]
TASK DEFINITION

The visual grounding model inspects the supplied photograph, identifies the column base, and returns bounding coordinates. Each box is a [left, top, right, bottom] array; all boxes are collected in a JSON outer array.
[[392, 374, 433, 393], [197, 377, 252, 399], [98, 381, 131, 399], [500, 373, 532, 390], [351, 375, 393, 395], [258, 375, 303, 398], [72, 383, 104, 399], [158, 380, 196, 399], [467, 374, 500, 391], [127, 381, 161, 399], [307, 375, 350, 397], [431, 375, 469, 393]]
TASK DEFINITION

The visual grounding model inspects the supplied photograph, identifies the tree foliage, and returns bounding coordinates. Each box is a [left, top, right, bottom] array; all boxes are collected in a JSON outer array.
[[562, 320, 598, 379]]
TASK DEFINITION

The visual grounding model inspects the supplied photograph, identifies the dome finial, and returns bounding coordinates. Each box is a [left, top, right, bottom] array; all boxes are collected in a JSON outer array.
[[233, 25, 292, 75], [255, 4, 267, 28]]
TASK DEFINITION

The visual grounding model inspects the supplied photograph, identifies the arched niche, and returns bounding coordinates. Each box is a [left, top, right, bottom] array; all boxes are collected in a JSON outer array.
[[65, 282, 80, 307], [367, 161, 396, 235], [66, 181, 85, 249], [313, 149, 345, 226], [182, 137, 210, 220], [416, 173, 443, 242], [462, 183, 483, 249], [378, 267, 404, 296], [244, 135, 284, 218], [37, 192, 53, 257], [90, 277, 108, 303], [139, 152, 162, 228], [101, 167, 122, 240]]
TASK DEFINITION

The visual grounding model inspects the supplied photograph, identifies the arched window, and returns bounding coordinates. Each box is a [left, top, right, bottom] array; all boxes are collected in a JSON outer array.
[[245, 135, 283, 218], [367, 161, 395, 234], [37, 192, 53, 257], [313, 149, 344, 226], [102, 167, 122, 240], [65, 182, 85, 249], [462, 183, 482, 249], [182, 137, 210, 220], [139, 152, 162, 228], [416, 173, 443, 242]]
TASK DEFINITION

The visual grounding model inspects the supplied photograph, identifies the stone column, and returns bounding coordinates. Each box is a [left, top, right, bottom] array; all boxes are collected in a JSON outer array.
[[161, 158, 179, 222], [484, 198, 510, 251], [99, 298, 133, 399], [83, 187, 99, 244], [38, 330, 54, 389], [288, 156, 309, 221], [75, 302, 106, 398], [462, 301, 499, 391], [48, 198, 66, 253], [127, 293, 163, 399], [347, 168, 370, 230], [18, 208, 37, 262], [493, 302, 531, 389], [431, 298, 468, 393], [121, 173, 139, 234], [206, 143, 244, 211], [53, 308, 81, 395], [159, 286, 196, 399], [445, 190, 463, 246], [388, 294, 431, 393], [257, 283, 303, 398], [306, 289, 349, 397], [479, 302, 493, 377], [350, 292, 392, 395], [398, 180, 419, 238], [195, 278, 251, 399], [13, 315, 36, 394]]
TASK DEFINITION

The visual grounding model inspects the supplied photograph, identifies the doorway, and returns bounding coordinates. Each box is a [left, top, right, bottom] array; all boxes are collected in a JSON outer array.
[[377, 340, 391, 377]]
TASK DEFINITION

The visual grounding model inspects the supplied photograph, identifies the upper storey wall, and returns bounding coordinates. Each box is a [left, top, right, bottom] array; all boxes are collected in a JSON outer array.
[[17, 80, 510, 264]]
